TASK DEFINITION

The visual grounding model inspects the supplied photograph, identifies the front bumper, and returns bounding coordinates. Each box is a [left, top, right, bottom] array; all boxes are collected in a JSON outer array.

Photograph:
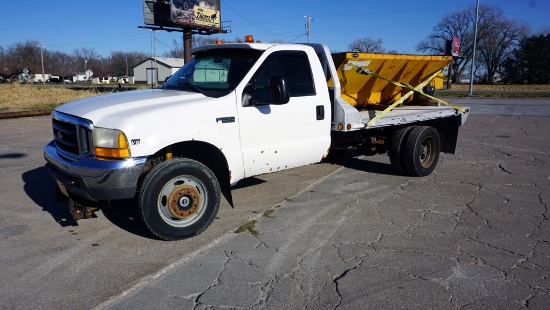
[[44, 141, 147, 201]]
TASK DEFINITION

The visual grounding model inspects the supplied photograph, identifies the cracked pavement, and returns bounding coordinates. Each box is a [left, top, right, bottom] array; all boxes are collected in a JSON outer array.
[[1, 99, 548, 309], [102, 100, 550, 309]]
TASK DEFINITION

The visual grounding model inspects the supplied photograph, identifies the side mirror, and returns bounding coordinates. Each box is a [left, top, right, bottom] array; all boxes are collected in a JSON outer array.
[[242, 76, 290, 107], [269, 75, 289, 105]]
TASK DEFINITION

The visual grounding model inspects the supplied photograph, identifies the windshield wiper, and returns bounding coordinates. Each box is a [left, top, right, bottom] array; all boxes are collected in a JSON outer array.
[[178, 80, 203, 94]]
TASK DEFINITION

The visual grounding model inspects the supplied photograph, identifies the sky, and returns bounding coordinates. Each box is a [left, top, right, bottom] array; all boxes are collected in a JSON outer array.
[[1, 0, 549, 58]]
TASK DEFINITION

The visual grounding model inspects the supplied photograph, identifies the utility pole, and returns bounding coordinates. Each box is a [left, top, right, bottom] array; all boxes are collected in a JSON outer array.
[[39, 45, 45, 84], [304, 15, 313, 43], [468, 0, 480, 96]]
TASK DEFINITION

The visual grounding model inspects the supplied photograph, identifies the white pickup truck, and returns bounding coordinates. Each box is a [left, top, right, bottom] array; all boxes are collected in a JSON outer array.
[[44, 43, 469, 240]]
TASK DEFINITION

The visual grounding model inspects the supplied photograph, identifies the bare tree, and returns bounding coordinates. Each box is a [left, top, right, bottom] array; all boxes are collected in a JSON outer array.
[[0, 46, 9, 76], [417, 4, 528, 83], [0, 41, 76, 78], [163, 38, 184, 58], [2, 40, 42, 75], [162, 35, 224, 58], [416, 6, 475, 83], [73, 47, 98, 62], [0, 40, 154, 80], [477, 18, 529, 83], [73, 47, 99, 77], [109, 51, 149, 77], [48, 51, 75, 76], [348, 37, 385, 53], [193, 35, 220, 47]]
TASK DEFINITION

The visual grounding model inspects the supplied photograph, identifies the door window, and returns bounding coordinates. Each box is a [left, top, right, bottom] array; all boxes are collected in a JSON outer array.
[[246, 51, 316, 105]]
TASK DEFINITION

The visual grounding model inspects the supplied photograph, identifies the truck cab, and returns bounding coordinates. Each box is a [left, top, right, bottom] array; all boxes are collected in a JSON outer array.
[[45, 43, 332, 240]]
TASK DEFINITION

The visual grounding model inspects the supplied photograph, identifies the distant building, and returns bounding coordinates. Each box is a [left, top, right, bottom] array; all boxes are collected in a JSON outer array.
[[133, 57, 185, 84]]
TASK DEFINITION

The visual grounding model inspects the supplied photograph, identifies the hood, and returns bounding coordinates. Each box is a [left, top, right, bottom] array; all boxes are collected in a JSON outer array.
[[55, 89, 212, 128]]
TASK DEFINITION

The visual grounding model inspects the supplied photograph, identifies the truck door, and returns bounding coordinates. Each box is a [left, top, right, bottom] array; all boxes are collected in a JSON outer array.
[[236, 50, 331, 177]]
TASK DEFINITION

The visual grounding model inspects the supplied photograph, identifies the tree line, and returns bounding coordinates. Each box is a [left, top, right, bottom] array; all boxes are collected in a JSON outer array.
[[343, 4, 548, 84], [0, 36, 252, 80], [502, 33, 550, 84], [2, 4, 548, 84], [0, 40, 149, 80]]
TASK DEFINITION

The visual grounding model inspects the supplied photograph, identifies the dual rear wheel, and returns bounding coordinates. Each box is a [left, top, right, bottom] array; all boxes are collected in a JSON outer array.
[[389, 126, 440, 177]]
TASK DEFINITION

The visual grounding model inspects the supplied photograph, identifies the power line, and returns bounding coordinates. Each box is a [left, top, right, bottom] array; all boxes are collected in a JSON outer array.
[[289, 33, 307, 43], [221, 0, 303, 37]]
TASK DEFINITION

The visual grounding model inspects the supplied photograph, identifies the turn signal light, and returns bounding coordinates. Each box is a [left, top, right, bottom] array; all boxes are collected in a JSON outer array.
[[94, 147, 130, 159]]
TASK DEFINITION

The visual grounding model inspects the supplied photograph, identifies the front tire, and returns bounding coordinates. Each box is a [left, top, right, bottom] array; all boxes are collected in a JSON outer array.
[[138, 158, 221, 241], [403, 126, 440, 177]]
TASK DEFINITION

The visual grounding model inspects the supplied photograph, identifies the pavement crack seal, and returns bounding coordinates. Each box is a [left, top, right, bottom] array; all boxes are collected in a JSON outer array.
[[535, 184, 549, 221], [332, 267, 357, 309], [248, 166, 348, 307], [498, 163, 512, 174], [192, 251, 235, 309]]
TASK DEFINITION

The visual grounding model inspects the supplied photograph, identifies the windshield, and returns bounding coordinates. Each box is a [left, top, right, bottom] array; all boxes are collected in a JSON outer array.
[[160, 48, 263, 97]]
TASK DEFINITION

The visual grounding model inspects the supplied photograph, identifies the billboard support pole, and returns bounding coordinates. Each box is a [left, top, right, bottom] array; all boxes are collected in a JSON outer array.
[[154, 29, 158, 86], [184, 29, 192, 63]]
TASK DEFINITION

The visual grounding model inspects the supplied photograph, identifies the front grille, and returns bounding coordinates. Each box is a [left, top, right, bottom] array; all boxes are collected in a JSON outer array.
[[51, 111, 93, 160]]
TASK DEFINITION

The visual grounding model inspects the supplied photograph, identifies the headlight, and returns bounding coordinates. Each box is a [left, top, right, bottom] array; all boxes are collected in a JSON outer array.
[[93, 127, 131, 159]]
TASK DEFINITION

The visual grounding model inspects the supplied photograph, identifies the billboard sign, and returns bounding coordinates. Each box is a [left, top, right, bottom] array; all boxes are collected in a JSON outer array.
[[143, 0, 221, 30], [192, 6, 220, 28], [452, 36, 460, 57], [143, 0, 171, 26], [171, 0, 221, 29]]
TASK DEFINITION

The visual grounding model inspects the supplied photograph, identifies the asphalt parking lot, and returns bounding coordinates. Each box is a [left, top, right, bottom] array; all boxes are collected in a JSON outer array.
[[1, 98, 549, 309]]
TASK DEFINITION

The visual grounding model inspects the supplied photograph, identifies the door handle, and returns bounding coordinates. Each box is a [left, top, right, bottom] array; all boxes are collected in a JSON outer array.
[[316, 105, 325, 120]]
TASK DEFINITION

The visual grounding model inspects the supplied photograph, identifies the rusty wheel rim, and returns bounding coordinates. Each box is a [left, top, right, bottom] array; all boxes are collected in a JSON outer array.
[[420, 136, 436, 168], [158, 175, 207, 227]]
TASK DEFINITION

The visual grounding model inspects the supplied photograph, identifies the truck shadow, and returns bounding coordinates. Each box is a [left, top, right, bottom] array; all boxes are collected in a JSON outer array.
[[327, 151, 403, 176], [22, 166, 79, 227], [102, 199, 160, 240], [231, 177, 266, 190], [22, 166, 158, 239]]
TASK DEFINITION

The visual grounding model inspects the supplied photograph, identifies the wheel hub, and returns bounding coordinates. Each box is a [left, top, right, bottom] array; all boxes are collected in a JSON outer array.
[[420, 137, 435, 168], [167, 185, 201, 219]]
